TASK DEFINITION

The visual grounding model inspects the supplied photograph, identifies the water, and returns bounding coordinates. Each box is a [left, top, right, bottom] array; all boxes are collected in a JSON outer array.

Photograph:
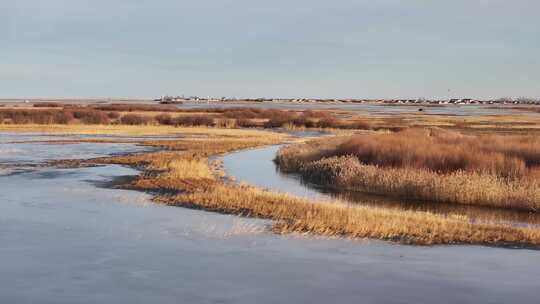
[[222, 145, 540, 227], [179, 101, 525, 116], [0, 132, 152, 165], [0, 132, 156, 178], [223, 145, 330, 200], [1, 132, 539, 303]]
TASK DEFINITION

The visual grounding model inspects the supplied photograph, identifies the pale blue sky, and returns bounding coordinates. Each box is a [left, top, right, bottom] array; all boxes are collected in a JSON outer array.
[[1, 0, 539, 99]]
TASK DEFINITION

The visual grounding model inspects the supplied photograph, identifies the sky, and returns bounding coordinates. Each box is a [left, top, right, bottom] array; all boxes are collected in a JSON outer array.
[[1, 0, 539, 99]]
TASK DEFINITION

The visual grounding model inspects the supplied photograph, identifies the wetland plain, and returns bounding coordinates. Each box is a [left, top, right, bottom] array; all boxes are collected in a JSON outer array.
[[1, 101, 540, 303]]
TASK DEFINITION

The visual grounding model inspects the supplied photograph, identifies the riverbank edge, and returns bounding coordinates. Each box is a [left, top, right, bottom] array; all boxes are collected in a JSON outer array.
[[5, 126, 540, 248]]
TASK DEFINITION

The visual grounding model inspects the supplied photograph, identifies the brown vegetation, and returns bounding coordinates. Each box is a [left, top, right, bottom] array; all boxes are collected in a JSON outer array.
[[97, 134, 540, 247], [32, 102, 64, 108], [72, 110, 111, 124], [7, 123, 540, 247], [174, 116, 215, 127], [120, 114, 153, 125], [92, 103, 179, 112], [335, 128, 539, 177], [176, 107, 372, 130], [0, 108, 118, 125], [162, 184, 540, 246], [0, 104, 415, 131], [0, 109, 75, 124], [276, 129, 540, 211], [4, 102, 540, 134]]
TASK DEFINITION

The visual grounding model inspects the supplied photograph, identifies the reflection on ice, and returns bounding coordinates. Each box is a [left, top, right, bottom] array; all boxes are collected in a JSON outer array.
[[222, 145, 540, 228], [0, 132, 152, 165], [0, 131, 539, 303]]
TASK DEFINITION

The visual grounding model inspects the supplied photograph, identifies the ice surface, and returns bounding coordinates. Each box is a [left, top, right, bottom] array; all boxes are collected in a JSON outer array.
[[1, 133, 538, 303]]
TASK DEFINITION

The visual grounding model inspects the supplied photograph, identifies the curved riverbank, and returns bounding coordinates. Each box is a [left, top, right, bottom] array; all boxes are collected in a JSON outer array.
[[223, 145, 540, 228], [54, 130, 540, 248], [3, 126, 540, 247], [3, 163, 540, 303], [274, 131, 540, 211]]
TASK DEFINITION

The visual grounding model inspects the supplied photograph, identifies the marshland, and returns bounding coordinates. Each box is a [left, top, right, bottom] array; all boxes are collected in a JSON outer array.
[[1, 101, 540, 302], [5, 1, 540, 302]]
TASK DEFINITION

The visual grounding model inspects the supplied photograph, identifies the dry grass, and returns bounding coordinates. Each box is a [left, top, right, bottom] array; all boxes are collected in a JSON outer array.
[[336, 128, 540, 177], [119, 113, 153, 125], [91, 103, 179, 112], [91, 132, 288, 192], [0, 106, 374, 130], [298, 156, 540, 210], [276, 129, 540, 211], [166, 159, 214, 179], [32, 102, 64, 108], [0, 109, 76, 124], [71, 127, 539, 247], [0, 123, 283, 137], [3, 104, 540, 134], [160, 184, 540, 246], [10, 121, 540, 246], [0, 108, 117, 124]]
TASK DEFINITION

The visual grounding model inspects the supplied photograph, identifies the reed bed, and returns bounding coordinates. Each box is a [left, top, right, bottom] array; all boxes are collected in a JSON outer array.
[[4, 103, 540, 134], [275, 129, 540, 211], [160, 184, 540, 246], [32, 102, 65, 108], [91, 103, 179, 112], [9, 122, 540, 246], [0, 123, 284, 137], [82, 129, 539, 247], [336, 128, 540, 176], [0, 106, 373, 130]]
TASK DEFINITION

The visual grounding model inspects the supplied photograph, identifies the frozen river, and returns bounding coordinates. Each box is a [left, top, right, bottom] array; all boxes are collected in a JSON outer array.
[[1, 132, 539, 303], [178, 101, 529, 116], [222, 145, 540, 227]]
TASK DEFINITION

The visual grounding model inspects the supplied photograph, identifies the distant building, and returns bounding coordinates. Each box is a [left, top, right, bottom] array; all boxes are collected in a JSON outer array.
[[159, 95, 184, 104]]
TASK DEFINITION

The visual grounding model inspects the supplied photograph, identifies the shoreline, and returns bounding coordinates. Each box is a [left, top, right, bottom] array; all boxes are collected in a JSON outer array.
[[2, 98, 540, 108], [3, 125, 537, 248]]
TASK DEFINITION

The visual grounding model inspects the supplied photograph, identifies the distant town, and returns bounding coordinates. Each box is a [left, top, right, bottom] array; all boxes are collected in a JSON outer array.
[[157, 95, 540, 105]]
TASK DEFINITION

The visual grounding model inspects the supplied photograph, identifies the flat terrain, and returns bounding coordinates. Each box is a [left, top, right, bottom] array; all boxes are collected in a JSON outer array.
[[1, 102, 539, 302], [1, 136, 539, 303]]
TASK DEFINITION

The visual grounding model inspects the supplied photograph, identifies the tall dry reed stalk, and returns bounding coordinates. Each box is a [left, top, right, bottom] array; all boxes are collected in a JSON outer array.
[[276, 129, 540, 210]]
